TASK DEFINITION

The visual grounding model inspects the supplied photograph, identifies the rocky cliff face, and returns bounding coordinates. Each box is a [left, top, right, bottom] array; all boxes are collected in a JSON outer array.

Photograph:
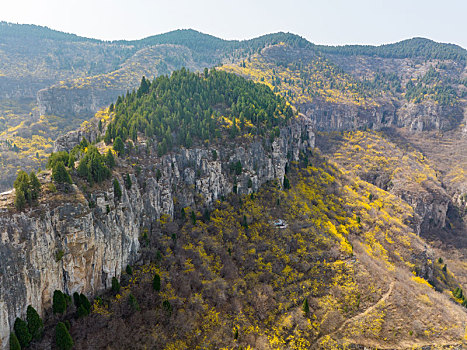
[[0, 116, 314, 349], [300, 98, 462, 132], [36, 87, 123, 119]]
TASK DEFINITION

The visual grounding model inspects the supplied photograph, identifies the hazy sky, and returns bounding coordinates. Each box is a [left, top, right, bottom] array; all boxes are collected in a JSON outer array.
[[1, 0, 466, 48]]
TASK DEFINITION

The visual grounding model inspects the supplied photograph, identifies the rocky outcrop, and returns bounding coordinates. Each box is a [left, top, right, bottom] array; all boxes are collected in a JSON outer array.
[[396, 100, 463, 131], [0, 116, 314, 349], [299, 99, 397, 131], [300, 98, 462, 133], [36, 87, 123, 119], [394, 186, 451, 235]]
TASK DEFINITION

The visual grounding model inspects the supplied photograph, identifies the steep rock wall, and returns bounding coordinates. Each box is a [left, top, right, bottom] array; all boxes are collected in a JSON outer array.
[[0, 116, 314, 349]]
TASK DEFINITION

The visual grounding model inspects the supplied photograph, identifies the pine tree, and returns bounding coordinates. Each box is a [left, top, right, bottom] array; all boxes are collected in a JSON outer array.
[[113, 136, 124, 156], [77, 305, 88, 318], [13, 318, 31, 348], [124, 173, 132, 190], [126, 264, 133, 275], [153, 274, 161, 291], [26, 305, 43, 340], [52, 161, 72, 184], [302, 297, 309, 315], [283, 175, 291, 189], [55, 322, 73, 350], [9, 332, 21, 350], [53, 290, 67, 314], [113, 179, 122, 201], [111, 277, 120, 293], [73, 292, 81, 308], [105, 149, 115, 169], [79, 294, 91, 314], [29, 172, 41, 200], [14, 189, 26, 210]]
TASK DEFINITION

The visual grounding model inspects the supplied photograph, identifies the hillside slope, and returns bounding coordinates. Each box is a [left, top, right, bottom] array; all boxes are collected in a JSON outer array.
[[2, 69, 467, 350]]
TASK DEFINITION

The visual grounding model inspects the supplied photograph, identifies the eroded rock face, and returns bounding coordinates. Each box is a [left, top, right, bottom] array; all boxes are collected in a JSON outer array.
[[300, 98, 462, 133], [0, 116, 314, 349], [36, 87, 123, 120]]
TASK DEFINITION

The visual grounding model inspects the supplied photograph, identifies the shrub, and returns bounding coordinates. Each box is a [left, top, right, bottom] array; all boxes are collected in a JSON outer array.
[[153, 274, 161, 291], [162, 300, 172, 315], [55, 249, 64, 262], [55, 322, 73, 350], [26, 305, 43, 340], [77, 305, 88, 318], [13, 318, 31, 348], [129, 293, 140, 311], [53, 290, 67, 314], [64, 294, 72, 308]]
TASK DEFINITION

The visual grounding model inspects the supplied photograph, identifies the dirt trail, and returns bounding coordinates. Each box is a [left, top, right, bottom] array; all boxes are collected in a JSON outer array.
[[314, 282, 394, 346]]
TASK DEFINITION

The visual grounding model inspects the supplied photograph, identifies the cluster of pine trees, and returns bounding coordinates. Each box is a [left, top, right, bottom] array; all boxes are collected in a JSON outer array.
[[105, 68, 294, 156], [13, 170, 41, 210]]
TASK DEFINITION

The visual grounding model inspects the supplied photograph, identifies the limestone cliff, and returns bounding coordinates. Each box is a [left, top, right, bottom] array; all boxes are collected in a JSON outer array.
[[0, 116, 314, 349]]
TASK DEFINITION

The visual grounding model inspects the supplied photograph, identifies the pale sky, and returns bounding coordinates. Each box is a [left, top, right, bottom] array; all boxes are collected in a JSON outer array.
[[1, 0, 466, 48]]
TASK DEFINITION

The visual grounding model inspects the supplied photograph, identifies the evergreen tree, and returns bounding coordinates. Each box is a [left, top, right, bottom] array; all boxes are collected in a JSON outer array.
[[105, 149, 116, 169], [28, 172, 41, 200], [13, 318, 31, 348], [52, 161, 72, 184], [124, 173, 132, 190], [113, 179, 122, 201], [53, 290, 67, 314], [79, 294, 91, 314], [55, 322, 73, 350], [126, 264, 133, 275], [14, 189, 26, 210], [190, 211, 196, 225], [153, 273, 161, 291], [9, 332, 21, 350], [113, 136, 124, 156], [77, 305, 88, 318], [283, 175, 291, 189], [73, 292, 81, 308], [111, 277, 120, 293], [26, 305, 43, 340], [302, 297, 309, 315]]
